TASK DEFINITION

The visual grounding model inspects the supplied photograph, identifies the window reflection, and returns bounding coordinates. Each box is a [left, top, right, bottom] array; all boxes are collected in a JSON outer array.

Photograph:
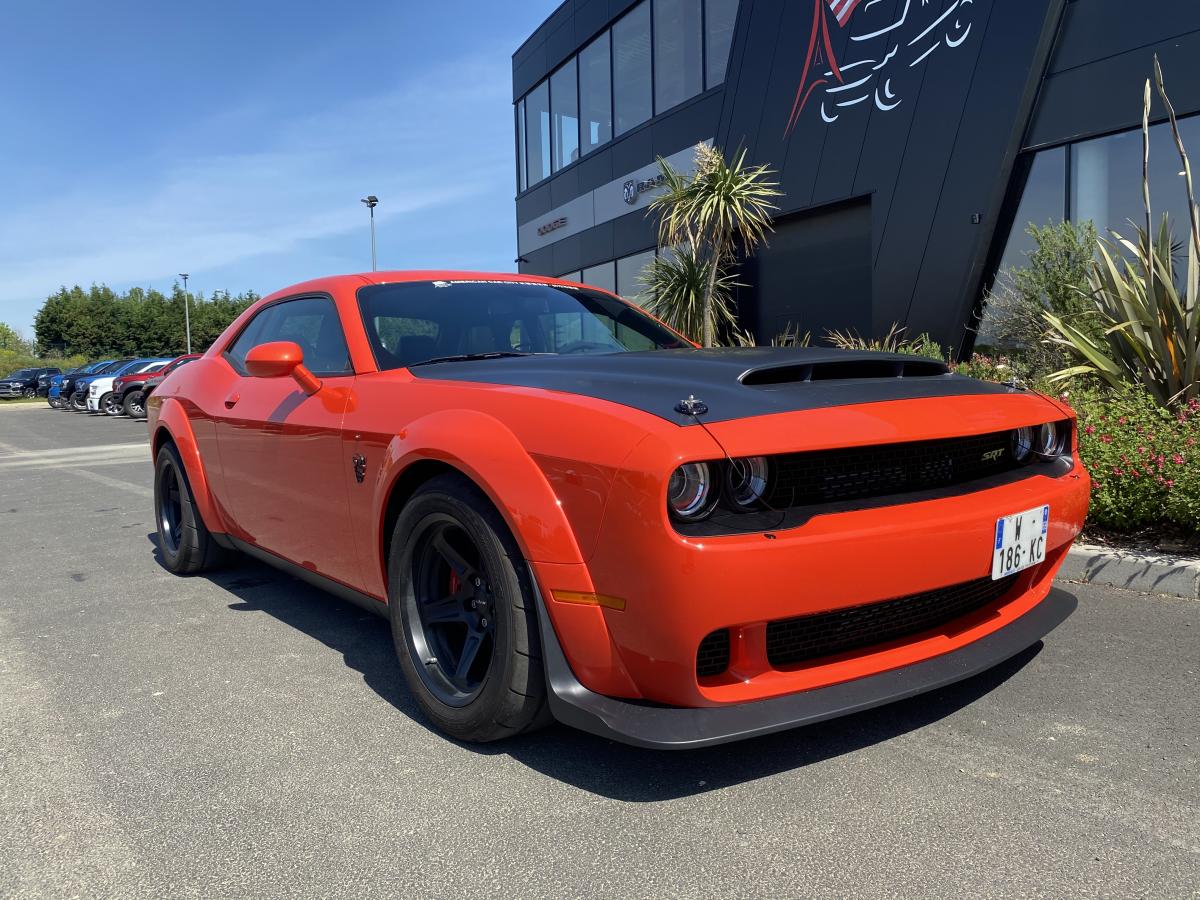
[[525, 81, 550, 187], [996, 147, 1066, 274], [654, 0, 703, 114], [705, 0, 739, 88], [551, 60, 579, 172], [579, 32, 612, 156], [617, 249, 657, 301], [613, 1, 652, 136], [582, 261, 616, 293]]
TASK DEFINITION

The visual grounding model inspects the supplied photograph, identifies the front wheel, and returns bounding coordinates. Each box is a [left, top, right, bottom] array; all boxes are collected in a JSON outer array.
[[48, 395, 64, 409], [154, 443, 230, 574], [70, 392, 87, 411], [101, 391, 123, 416], [388, 474, 548, 742], [22, 387, 35, 399]]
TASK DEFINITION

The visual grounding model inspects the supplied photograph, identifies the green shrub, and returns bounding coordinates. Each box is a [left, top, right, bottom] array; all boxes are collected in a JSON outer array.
[[952, 353, 1020, 383], [1068, 384, 1200, 532]]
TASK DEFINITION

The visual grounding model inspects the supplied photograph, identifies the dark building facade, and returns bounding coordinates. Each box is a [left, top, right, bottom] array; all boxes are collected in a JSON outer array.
[[512, 1, 1200, 355]]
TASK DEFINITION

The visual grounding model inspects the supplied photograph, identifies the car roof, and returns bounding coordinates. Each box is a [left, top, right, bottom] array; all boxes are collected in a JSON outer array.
[[260, 270, 577, 304]]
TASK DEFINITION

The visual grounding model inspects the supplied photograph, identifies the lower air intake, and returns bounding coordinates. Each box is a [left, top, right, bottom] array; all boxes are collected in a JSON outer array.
[[765, 575, 1018, 668], [696, 628, 731, 678]]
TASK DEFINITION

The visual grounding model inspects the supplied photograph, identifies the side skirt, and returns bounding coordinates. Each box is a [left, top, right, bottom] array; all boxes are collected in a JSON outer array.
[[220, 534, 388, 618]]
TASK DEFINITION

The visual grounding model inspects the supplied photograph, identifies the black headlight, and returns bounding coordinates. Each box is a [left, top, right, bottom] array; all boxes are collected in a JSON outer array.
[[667, 462, 718, 521], [1035, 421, 1069, 459], [724, 456, 771, 510]]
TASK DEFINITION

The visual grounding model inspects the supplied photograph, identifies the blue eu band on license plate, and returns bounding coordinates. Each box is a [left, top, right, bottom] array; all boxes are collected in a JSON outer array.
[[991, 504, 1050, 581]]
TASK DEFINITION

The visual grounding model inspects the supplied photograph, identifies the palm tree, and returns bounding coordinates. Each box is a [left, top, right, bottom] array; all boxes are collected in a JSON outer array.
[[643, 144, 780, 347]]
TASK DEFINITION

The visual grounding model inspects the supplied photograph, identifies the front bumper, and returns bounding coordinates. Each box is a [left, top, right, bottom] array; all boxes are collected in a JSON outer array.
[[86, 396, 101, 411], [536, 578, 1077, 749], [0, 384, 27, 398]]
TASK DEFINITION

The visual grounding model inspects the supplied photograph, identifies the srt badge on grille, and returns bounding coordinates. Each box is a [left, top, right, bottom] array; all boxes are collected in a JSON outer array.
[[981, 448, 1005, 463]]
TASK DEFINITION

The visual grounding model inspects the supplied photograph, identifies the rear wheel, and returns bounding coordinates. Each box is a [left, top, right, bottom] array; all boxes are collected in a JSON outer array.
[[101, 391, 122, 416], [154, 442, 229, 574], [123, 389, 147, 419], [388, 473, 548, 742]]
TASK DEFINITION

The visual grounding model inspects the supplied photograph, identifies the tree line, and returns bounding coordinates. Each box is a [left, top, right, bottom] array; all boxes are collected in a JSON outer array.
[[32, 284, 259, 360]]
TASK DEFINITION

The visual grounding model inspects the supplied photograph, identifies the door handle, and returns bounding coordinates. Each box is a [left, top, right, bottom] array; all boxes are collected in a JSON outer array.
[[224, 392, 240, 409]]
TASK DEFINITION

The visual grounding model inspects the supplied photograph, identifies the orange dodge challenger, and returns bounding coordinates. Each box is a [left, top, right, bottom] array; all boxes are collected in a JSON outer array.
[[147, 272, 1088, 748]]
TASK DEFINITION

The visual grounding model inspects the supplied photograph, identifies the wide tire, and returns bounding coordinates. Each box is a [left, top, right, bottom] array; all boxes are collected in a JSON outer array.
[[123, 389, 147, 419], [22, 387, 35, 398], [70, 391, 87, 411], [48, 396, 63, 409], [154, 443, 229, 574], [100, 391, 122, 416], [388, 473, 548, 742]]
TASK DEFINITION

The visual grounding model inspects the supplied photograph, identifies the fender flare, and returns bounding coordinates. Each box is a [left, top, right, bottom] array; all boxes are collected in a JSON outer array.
[[151, 397, 229, 536], [374, 408, 586, 571], [372, 408, 643, 697]]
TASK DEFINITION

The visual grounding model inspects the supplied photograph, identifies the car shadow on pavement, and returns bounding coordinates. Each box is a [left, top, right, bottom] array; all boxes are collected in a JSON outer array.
[[149, 534, 1042, 802]]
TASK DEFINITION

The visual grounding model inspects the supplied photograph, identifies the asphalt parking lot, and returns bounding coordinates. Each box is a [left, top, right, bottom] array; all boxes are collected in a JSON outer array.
[[1, 403, 1197, 899]]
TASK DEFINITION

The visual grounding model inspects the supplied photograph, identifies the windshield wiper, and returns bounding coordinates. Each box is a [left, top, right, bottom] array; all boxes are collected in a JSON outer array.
[[408, 351, 546, 367]]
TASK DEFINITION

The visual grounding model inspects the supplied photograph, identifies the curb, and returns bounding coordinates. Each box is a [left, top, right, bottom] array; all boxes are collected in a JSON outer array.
[[1058, 542, 1200, 600]]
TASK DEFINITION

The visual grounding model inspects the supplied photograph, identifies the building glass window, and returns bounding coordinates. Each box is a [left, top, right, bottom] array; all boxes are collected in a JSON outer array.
[[616, 249, 657, 302], [613, 1, 652, 136], [525, 80, 551, 187], [654, 0, 703, 114], [515, 99, 527, 193], [550, 60, 579, 172], [581, 261, 617, 294], [995, 147, 1066, 274], [1069, 117, 1200, 246], [579, 32, 612, 156], [559, 271, 582, 283], [705, 0, 739, 88]]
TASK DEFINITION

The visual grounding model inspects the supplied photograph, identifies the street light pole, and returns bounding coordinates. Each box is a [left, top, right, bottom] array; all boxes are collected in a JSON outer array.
[[179, 273, 192, 354], [360, 195, 379, 271]]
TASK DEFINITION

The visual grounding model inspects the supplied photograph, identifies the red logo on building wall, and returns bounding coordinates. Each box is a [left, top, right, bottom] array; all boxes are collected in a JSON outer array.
[[786, 0, 975, 135]]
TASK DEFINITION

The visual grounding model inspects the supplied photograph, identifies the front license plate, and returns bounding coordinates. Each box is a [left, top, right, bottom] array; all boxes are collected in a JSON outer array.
[[992, 505, 1049, 580]]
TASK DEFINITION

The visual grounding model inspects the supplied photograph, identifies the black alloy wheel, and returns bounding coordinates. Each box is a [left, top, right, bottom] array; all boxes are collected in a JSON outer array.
[[153, 442, 230, 574], [388, 473, 548, 742], [158, 460, 185, 557], [405, 517, 498, 705], [70, 391, 87, 411], [22, 386, 35, 398]]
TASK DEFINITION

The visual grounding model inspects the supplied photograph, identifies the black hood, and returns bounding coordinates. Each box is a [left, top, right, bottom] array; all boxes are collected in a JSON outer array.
[[409, 347, 1024, 425]]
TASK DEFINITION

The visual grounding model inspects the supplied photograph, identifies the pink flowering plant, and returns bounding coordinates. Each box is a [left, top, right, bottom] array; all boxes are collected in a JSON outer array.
[[1068, 385, 1200, 531]]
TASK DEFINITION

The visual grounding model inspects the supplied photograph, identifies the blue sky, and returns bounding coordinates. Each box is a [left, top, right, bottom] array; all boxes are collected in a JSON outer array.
[[0, 0, 560, 335]]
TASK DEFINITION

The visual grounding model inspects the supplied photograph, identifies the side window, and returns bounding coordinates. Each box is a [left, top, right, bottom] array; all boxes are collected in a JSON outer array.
[[226, 297, 352, 375]]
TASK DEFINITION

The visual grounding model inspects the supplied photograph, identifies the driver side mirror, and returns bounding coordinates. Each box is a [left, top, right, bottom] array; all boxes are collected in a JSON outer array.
[[244, 341, 322, 395]]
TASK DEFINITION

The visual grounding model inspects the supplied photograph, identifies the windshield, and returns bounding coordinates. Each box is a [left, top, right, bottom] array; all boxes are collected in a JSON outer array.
[[357, 280, 688, 370], [3, 369, 35, 379]]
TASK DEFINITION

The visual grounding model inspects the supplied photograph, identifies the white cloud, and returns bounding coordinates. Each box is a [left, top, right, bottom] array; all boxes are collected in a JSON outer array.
[[0, 48, 516, 329]]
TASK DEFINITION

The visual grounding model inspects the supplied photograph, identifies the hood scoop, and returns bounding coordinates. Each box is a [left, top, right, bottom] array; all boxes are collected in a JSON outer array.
[[739, 357, 950, 387]]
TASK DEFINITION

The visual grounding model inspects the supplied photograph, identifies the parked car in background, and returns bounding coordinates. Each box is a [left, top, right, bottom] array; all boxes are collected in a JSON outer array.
[[59, 361, 115, 409], [88, 358, 173, 415], [35, 368, 64, 397], [69, 359, 135, 411], [48, 365, 96, 408], [0, 367, 60, 399], [147, 272, 1089, 749], [133, 354, 199, 419]]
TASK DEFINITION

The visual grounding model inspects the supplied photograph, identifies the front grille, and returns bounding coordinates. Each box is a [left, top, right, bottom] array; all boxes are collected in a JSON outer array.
[[696, 628, 731, 678], [765, 575, 1018, 668], [767, 430, 1023, 508]]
